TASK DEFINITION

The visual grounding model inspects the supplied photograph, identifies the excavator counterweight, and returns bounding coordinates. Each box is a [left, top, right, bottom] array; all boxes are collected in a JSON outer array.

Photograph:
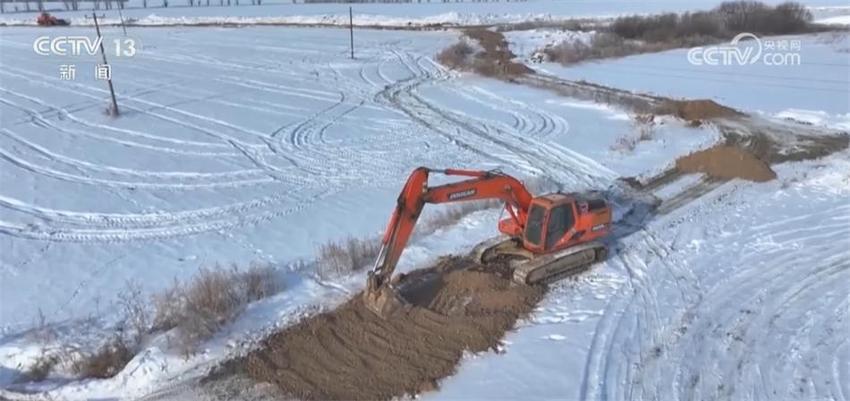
[[363, 167, 612, 318]]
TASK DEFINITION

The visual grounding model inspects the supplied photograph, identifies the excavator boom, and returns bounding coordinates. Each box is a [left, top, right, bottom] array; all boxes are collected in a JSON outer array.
[[369, 167, 532, 288]]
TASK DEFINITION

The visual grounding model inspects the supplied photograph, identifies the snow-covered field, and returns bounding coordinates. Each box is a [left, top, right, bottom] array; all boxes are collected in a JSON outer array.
[[509, 31, 850, 129], [0, 24, 722, 398], [1, 4, 848, 400], [2, 0, 849, 27], [429, 151, 850, 401]]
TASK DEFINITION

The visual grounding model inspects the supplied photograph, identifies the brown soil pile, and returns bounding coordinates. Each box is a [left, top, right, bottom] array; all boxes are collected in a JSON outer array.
[[461, 29, 534, 77], [659, 99, 742, 122], [676, 145, 776, 182], [240, 256, 544, 401]]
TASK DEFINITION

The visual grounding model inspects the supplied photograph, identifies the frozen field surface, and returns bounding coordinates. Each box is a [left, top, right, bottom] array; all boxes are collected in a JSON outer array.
[[0, 26, 721, 399], [0, 25, 719, 331], [427, 152, 850, 401], [522, 32, 850, 128], [1, 22, 848, 401]]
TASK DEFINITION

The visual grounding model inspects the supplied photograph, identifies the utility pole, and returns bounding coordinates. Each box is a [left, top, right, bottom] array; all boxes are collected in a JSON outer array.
[[117, 4, 127, 35], [349, 6, 354, 59], [93, 13, 120, 116]]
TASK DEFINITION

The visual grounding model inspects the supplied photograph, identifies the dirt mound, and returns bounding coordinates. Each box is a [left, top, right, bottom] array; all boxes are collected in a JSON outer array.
[[460, 29, 534, 77], [659, 99, 742, 121], [239, 257, 544, 401], [676, 145, 776, 182]]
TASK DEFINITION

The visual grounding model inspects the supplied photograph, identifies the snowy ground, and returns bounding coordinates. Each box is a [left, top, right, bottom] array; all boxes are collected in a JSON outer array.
[[2, 0, 849, 27], [0, 24, 721, 399], [427, 151, 850, 401], [1, 8, 848, 401], [508, 31, 850, 129]]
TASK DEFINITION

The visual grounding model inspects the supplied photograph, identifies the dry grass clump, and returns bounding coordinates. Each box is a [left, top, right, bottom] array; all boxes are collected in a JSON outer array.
[[437, 29, 533, 78], [152, 264, 281, 355], [610, 114, 658, 152], [436, 40, 476, 70], [543, 33, 644, 64], [316, 237, 382, 278], [19, 265, 281, 383], [72, 336, 134, 379], [22, 353, 59, 382]]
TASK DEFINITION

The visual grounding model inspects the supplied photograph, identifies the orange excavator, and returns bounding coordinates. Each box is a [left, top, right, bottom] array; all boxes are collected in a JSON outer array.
[[364, 167, 612, 317]]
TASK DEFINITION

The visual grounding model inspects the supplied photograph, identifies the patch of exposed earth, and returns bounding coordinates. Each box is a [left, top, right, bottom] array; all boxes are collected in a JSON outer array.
[[216, 257, 543, 401]]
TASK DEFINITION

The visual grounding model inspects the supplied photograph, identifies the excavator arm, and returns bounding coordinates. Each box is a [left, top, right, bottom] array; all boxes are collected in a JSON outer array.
[[366, 167, 534, 295]]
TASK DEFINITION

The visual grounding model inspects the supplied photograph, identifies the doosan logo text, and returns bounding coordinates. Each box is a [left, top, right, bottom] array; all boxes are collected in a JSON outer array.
[[447, 189, 476, 200]]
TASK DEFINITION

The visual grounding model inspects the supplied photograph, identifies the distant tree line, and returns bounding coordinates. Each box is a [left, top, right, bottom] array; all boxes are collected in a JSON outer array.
[[301, 0, 526, 3], [0, 0, 265, 12], [0, 0, 127, 12]]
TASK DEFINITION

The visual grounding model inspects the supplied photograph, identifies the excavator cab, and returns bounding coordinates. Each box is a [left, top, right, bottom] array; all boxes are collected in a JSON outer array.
[[520, 194, 610, 254]]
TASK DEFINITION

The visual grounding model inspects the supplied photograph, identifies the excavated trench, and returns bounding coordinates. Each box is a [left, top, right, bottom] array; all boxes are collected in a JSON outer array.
[[232, 256, 544, 401]]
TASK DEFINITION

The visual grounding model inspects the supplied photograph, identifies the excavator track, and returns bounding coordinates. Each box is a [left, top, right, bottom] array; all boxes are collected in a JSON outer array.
[[472, 238, 607, 285], [513, 242, 607, 285]]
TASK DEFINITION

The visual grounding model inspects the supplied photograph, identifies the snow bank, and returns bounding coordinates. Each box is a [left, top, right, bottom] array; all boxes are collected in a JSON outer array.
[[504, 28, 596, 61]]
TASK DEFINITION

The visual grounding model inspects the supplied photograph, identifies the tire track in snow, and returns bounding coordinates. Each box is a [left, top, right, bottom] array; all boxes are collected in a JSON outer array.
[[618, 189, 850, 401], [0, 128, 268, 184], [1, 67, 272, 150], [0, 88, 238, 157], [378, 52, 614, 187], [0, 188, 335, 242], [0, 192, 295, 229]]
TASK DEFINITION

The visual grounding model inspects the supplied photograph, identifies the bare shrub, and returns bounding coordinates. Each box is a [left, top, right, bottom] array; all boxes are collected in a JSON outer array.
[[633, 114, 657, 141], [679, 11, 725, 37], [610, 134, 639, 153], [611, 114, 658, 152], [72, 336, 134, 379], [176, 267, 252, 354], [765, 2, 813, 33], [316, 237, 381, 278], [715, 0, 813, 34], [544, 33, 643, 64], [26, 308, 56, 344], [542, 40, 592, 64], [22, 352, 59, 382], [437, 30, 533, 78], [615, 1, 813, 40], [242, 263, 279, 301], [151, 279, 183, 332], [716, 0, 769, 32], [612, 13, 680, 41], [116, 280, 150, 345], [496, 19, 587, 32], [149, 265, 281, 355], [436, 40, 476, 70], [547, 1, 817, 64]]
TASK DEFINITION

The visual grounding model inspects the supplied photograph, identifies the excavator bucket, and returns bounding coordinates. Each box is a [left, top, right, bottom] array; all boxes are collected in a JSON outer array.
[[363, 272, 410, 318]]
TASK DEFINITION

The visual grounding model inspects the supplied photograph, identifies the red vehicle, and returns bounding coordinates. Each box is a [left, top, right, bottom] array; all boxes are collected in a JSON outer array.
[[37, 12, 69, 26], [364, 167, 612, 317]]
